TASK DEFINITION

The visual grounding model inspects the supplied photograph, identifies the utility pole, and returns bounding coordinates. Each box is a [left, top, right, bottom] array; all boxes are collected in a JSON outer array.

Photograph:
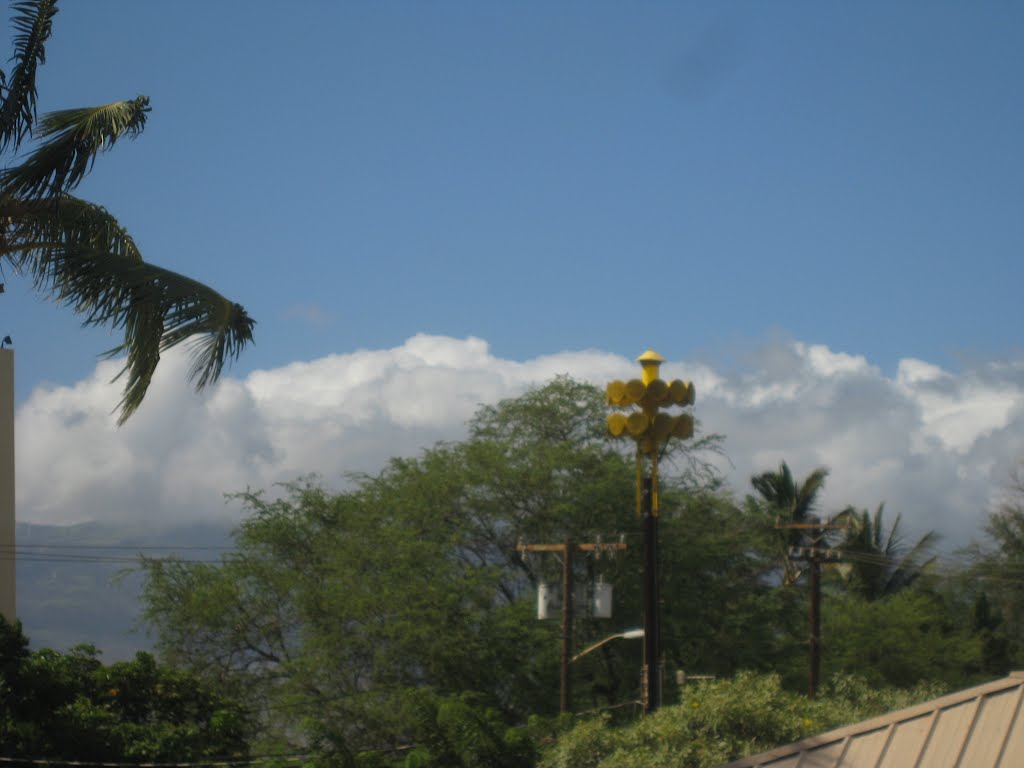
[[605, 350, 696, 714], [562, 537, 573, 714], [779, 523, 844, 699], [518, 538, 627, 714], [809, 549, 821, 698], [640, 477, 659, 713]]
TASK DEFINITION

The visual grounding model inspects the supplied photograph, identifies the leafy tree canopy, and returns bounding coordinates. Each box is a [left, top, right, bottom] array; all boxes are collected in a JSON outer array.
[[966, 465, 1024, 668], [0, 617, 250, 761], [822, 591, 982, 689], [140, 377, 749, 756]]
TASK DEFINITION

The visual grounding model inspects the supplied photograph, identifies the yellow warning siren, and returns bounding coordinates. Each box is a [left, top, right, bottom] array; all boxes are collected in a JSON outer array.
[[605, 349, 697, 517], [605, 350, 696, 453]]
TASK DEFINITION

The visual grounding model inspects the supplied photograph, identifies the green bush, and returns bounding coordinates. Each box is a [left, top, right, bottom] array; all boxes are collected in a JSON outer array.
[[540, 671, 942, 768]]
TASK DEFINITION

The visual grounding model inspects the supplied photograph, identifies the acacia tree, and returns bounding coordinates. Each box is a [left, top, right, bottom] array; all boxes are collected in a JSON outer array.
[[139, 379, 639, 756], [0, 1, 253, 421]]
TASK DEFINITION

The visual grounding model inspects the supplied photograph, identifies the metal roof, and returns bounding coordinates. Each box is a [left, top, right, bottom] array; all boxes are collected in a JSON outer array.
[[722, 672, 1024, 768]]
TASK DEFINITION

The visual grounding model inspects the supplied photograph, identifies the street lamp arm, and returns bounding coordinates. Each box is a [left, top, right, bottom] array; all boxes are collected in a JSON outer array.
[[571, 629, 644, 663]]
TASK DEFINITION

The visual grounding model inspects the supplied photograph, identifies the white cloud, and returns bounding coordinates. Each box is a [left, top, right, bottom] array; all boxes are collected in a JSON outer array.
[[14, 335, 1024, 548]]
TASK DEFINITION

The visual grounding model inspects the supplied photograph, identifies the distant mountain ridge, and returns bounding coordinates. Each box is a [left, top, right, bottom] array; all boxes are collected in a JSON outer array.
[[14, 519, 236, 660]]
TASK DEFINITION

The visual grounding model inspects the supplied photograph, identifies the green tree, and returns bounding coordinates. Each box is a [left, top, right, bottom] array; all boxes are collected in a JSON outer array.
[[0, 1, 253, 421], [140, 377, 823, 757], [748, 462, 831, 584], [141, 479, 552, 755], [967, 466, 1024, 667], [821, 591, 981, 689], [140, 377, 751, 755], [969, 591, 1013, 676], [834, 504, 938, 600], [656, 489, 804, 687], [398, 691, 537, 768], [0, 617, 249, 760]]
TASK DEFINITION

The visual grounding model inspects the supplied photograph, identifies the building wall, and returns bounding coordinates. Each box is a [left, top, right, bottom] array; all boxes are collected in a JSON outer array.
[[0, 349, 14, 622]]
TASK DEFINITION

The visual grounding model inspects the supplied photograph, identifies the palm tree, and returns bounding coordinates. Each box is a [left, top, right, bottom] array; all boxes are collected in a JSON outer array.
[[836, 503, 938, 600], [0, 1, 254, 422], [750, 461, 830, 584]]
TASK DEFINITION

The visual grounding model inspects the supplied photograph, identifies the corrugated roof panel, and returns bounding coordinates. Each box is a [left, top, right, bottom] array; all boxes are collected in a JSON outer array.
[[876, 712, 932, 767], [839, 726, 888, 766], [916, 698, 978, 767], [997, 688, 1024, 767], [958, 686, 1022, 767]]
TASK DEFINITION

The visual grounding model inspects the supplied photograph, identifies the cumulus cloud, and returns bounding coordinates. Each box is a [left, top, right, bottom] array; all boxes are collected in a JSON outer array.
[[14, 334, 1024, 547]]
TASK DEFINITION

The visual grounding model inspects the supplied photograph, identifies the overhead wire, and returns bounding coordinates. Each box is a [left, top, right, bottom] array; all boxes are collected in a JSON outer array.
[[0, 754, 311, 767]]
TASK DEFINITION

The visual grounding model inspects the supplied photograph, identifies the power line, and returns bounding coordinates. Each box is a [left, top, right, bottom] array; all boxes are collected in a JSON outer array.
[[8, 543, 234, 550], [0, 755, 310, 768]]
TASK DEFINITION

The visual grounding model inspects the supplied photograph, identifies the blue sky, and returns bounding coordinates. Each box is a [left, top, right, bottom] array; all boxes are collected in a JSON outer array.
[[6, 1, 1020, 396], [4, 2, 1024, 552]]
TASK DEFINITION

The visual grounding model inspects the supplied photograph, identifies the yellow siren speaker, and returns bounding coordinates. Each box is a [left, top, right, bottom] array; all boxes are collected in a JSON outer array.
[[624, 378, 646, 404], [667, 379, 695, 405], [605, 379, 647, 406], [606, 380, 626, 406], [644, 378, 668, 403], [650, 412, 673, 440], [672, 413, 695, 439], [626, 411, 649, 436], [607, 412, 628, 437]]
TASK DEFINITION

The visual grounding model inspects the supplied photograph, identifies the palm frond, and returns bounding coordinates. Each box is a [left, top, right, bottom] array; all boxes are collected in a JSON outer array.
[[0, 194, 143, 267], [838, 504, 939, 599], [0, 195, 254, 422], [101, 264, 255, 423], [794, 468, 829, 520], [751, 463, 796, 510], [0, 0, 57, 152], [0, 96, 150, 199], [751, 462, 832, 585]]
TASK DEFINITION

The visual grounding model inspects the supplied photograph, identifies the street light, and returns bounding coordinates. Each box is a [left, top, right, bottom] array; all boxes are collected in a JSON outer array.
[[571, 629, 644, 663]]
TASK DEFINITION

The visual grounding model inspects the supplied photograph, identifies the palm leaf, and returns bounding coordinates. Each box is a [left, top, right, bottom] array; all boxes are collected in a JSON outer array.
[[0, 6, 253, 422], [0, 195, 143, 266], [0, 0, 57, 152], [0, 96, 150, 199], [0, 195, 254, 422], [751, 462, 831, 584], [838, 504, 939, 599]]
